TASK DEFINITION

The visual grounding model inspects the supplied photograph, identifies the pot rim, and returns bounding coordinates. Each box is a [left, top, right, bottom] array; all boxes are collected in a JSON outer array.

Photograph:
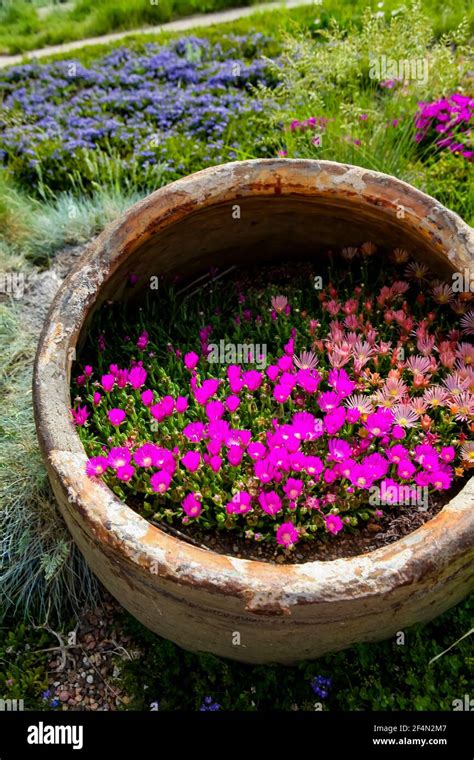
[[33, 159, 474, 610]]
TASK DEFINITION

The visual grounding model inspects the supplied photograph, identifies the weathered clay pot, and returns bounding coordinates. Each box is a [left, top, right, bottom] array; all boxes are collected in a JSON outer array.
[[33, 160, 474, 664]]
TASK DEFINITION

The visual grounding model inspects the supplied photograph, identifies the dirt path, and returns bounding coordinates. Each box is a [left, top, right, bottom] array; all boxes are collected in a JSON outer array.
[[0, 0, 317, 69]]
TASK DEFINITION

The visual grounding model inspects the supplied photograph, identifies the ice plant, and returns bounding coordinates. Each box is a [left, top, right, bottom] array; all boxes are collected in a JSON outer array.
[[74, 246, 473, 554]]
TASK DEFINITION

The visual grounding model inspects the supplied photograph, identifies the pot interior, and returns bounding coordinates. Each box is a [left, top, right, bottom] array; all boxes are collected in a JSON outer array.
[[92, 193, 458, 313]]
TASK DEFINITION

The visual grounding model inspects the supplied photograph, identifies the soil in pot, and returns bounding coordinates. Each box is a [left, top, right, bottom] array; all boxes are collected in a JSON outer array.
[[71, 245, 474, 563]]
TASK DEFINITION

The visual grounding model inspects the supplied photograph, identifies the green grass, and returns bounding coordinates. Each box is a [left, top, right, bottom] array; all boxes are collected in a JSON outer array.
[[0, 0, 267, 55], [2, 0, 472, 58], [0, 182, 146, 622]]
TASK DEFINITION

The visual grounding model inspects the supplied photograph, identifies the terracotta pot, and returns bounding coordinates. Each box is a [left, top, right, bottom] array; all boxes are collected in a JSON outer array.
[[33, 160, 474, 664]]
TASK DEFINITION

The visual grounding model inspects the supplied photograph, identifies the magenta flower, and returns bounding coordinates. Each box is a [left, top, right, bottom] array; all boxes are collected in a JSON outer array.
[[324, 407, 346, 434], [440, 446, 455, 463], [109, 447, 131, 469], [184, 352, 199, 371], [117, 464, 135, 482], [247, 441, 266, 460], [242, 370, 263, 391], [108, 408, 126, 426], [182, 493, 202, 518], [141, 389, 154, 406], [328, 368, 356, 398], [93, 391, 102, 405], [364, 409, 393, 436], [128, 365, 147, 389], [181, 450, 201, 472], [71, 405, 89, 426], [325, 514, 344, 534], [266, 365, 280, 381], [206, 400, 225, 421], [134, 443, 160, 468], [397, 460, 416, 479], [175, 396, 188, 413], [86, 456, 109, 477], [276, 522, 299, 548], [150, 470, 172, 493], [226, 491, 252, 515], [273, 384, 291, 403], [183, 422, 206, 442], [283, 478, 303, 499], [194, 378, 219, 405], [101, 373, 115, 392], [258, 491, 282, 516], [210, 455, 222, 472], [137, 330, 148, 350], [227, 445, 244, 467], [430, 471, 452, 490], [225, 395, 240, 413]]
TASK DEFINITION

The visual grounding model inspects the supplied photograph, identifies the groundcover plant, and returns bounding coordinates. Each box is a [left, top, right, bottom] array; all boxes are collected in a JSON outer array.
[[72, 246, 474, 554]]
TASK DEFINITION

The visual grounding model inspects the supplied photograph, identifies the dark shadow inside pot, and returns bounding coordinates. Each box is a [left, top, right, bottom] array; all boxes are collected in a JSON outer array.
[[91, 194, 456, 314]]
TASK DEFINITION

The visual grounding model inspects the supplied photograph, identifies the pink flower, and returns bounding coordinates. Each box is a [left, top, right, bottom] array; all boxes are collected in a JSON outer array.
[[328, 368, 356, 397], [206, 400, 225, 421], [226, 491, 252, 515], [276, 522, 299, 548], [324, 407, 346, 434], [161, 396, 175, 416], [259, 490, 282, 516], [93, 392, 102, 405], [108, 447, 131, 469], [128, 365, 147, 389], [277, 355, 293, 372], [183, 422, 206, 442], [430, 470, 452, 490], [71, 405, 89, 426], [86, 456, 109, 477], [137, 331, 148, 350], [242, 370, 262, 391], [303, 455, 324, 476], [101, 373, 115, 392], [181, 450, 201, 472], [108, 408, 126, 426], [116, 464, 135, 482], [194, 378, 219, 405], [182, 493, 202, 518], [440, 446, 455, 463], [247, 441, 266, 460], [225, 395, 240, 413], [150, 470, 172, 493], [397, 460, 416, 479], [210, 455, 222, 472], [364, 409, 393, 436], [134, 443, 160, 468], [184, 352, 199, 371], [273, 384, 291, 403], [175, 396, 188, 413], [325, 514, 344, 534], [266, 365, 280, 381], [141, 389, 154, 406], [283, 478, 303, 499], [227, 445, 243, 466]]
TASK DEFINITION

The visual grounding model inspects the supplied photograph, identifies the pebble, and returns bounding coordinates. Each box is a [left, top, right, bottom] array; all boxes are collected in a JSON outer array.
[[59, 691, 70, 703], [86, 675, 94, 684]]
